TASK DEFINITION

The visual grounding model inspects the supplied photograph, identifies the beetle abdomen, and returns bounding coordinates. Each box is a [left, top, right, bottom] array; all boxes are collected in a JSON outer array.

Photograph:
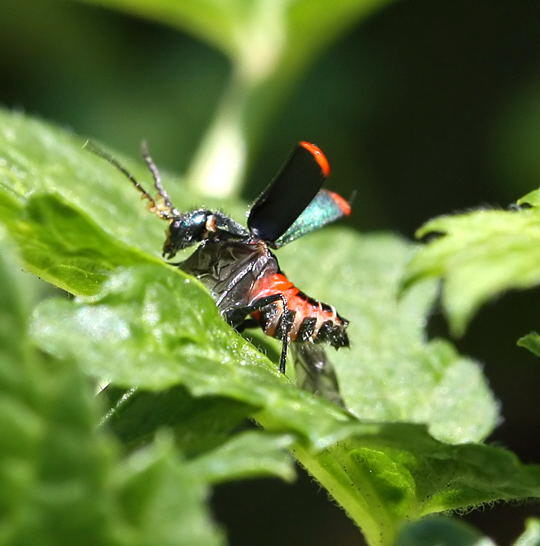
[[249, 273, 349, 349]]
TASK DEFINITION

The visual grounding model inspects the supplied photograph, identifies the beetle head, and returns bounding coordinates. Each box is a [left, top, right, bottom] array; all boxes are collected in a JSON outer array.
[[163, 210, 211, 259]]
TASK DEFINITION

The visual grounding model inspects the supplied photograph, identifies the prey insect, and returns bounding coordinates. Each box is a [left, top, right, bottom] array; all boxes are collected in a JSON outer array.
[[87, 141, 351, 381]]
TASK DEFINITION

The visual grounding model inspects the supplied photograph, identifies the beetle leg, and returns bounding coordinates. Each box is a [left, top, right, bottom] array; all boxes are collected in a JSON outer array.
[[278, 308, 295, 374], [235, 318, 259, 332], [222, 293, 294, 374], [222, 294, 284, 327]]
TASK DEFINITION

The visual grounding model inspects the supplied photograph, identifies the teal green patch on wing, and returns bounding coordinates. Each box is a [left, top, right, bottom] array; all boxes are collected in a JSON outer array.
[[275, 190, 351, 247]]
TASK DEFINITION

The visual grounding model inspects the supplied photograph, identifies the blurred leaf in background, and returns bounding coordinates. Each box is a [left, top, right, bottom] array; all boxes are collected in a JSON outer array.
[[2, 0, 540, 543], [403, 189, 540, 337], [1, 110, 540, 546], [1, 109, 499, 446], [83, 0, 392, 197], [491, 79, 540, 200], [396, 516, 496, 546], [514, 519, 540, 546], [0, 227, 299, 546]]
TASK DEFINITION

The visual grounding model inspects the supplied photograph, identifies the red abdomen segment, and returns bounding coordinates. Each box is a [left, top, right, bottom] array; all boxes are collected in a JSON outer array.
[[249, 273, 349, 348]]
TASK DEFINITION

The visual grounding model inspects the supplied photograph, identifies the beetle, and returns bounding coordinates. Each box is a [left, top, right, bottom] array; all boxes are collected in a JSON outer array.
[[87, 140, 351, 379]]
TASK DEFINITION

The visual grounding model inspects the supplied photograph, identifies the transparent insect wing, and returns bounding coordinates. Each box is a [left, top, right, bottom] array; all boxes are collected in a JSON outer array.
[[274, 189, 351, 248], [292, 343, 345, 407]]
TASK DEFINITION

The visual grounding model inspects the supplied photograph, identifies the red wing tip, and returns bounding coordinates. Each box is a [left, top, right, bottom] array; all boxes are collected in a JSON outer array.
[[326, 190, 352, 216], [299, 141, 331, 177]]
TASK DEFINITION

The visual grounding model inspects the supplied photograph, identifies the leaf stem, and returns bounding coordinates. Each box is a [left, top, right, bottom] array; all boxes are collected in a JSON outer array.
[[184, 0, 287, 199], [292, 443, 399, 546], [186, 70, 251, 199]]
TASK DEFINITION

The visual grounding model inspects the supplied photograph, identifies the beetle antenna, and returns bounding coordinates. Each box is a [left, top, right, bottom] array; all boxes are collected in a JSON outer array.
[[348, 189, 357, 206], [84, 140, 174, 220], [140, 140, 178, 215]]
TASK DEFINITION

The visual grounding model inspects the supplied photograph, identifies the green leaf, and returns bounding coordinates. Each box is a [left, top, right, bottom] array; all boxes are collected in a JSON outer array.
[[22, 213, 499, 447], [4, 109, 540, 546], [82, 0, 390, 81], [515, 519, 540, 546], [519, 189, 540, 207], [27, 246, 538, 544], [115, 431, 294, 545], [101, 385, 257, 456], [0, 231, 298, 546], [113, 433, 224, 546], [517, 331, 540, 358], [101, 386, 295, 483], [293, 423, 540, 546], [31, 263, 361, 450], [0, 109, 242, 293], [0, 108, 209, 257], [0, 230, 118, 545], [0, 191, 157, 295], [396, 516, 495, 546], [77, 0, 392, 196], [187, 430, 296, 484], [279, 231, 499, 444], [28, 248, 540, 544], [403, 199, 540, 336]]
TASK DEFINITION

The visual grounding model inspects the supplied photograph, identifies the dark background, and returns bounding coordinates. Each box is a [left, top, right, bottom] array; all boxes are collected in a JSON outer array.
[[1, 1, 539, 543]]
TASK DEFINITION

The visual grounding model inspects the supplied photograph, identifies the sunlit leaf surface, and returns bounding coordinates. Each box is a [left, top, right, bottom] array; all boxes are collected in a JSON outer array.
[[2, 109, 540, 546], [0, 229, 298, 546], [404, 197, 540, 336], [518, 332, 540, 358], [0, 234, 225, 545], [279, 231, 499, 444]]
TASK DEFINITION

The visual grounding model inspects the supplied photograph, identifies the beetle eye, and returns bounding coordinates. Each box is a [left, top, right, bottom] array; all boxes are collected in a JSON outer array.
[[162, 211, 211, 259], [191, 211, 207, 225]]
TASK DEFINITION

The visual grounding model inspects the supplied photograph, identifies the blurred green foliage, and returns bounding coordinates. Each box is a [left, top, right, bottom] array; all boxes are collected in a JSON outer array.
[[404, 190, 540, 336], [396, 516, 496, 546], [1, 107, 540, 546], [1, 0, 540, 544], [0, 230, 298, 546], [514, 519, 540, 546], [78, 0, 390, 197]]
